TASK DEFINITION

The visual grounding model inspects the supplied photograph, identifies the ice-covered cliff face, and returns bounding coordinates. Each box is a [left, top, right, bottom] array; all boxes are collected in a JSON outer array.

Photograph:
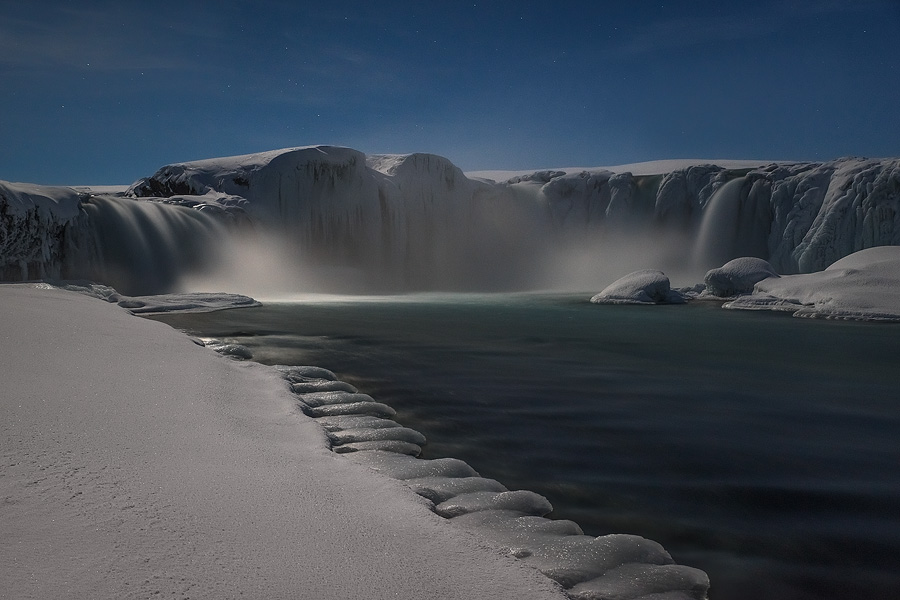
[[486, 157, 900, 276], [0, 181, 83, 281], [3, 147, 899, 294]]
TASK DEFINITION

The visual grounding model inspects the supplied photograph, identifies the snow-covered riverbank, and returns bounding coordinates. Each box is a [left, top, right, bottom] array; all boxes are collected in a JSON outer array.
[[0, 284, 572, 600]]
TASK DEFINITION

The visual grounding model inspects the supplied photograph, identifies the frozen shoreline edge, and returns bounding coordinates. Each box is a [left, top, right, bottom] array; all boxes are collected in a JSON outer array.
[[14, 280, 708, 599], [183, 305, 709, 599]]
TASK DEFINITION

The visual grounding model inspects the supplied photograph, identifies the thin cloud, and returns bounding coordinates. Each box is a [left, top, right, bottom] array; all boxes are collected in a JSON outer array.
[[612, 12, 778, 58], [0, 5, 214, 72]]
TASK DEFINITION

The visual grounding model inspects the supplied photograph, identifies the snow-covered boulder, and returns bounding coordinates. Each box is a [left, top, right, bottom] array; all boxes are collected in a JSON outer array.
[[590, 270, 685, 305], [724, 246, 900, 321], [703, 257, 779, 297]]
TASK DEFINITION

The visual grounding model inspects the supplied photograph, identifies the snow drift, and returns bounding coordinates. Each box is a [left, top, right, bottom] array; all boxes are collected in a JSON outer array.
[[723, 246, 900, 321], [2, 147, 900, 294]]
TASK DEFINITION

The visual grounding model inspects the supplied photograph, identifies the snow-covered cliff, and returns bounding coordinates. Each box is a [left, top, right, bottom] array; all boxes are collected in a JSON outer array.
[[2, 147, 899, 294], [0, 181, 83, 281], [488, 157, 900, 275]]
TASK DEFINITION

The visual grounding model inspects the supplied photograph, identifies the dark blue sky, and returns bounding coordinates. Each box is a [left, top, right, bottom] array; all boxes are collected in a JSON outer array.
[[2, 0, 898, 184]]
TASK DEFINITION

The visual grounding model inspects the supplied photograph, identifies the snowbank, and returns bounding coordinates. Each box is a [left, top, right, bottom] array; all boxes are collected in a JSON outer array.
[[590, 270, 685, 305], [723, 247, 900, 321], [0, 284, 569, 600]]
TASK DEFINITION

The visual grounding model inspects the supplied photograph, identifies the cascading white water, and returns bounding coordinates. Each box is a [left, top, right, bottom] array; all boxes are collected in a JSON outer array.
[[67, 196, 230, 295], [691, 176, 747, 271]]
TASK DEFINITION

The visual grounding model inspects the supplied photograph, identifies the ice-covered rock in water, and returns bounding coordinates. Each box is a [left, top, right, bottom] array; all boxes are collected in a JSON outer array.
[[435, 490, 553, 518], [289, 379, 357, 394], [273, 364, 338, 382], [203, 340, 254, 360], [327, 428, 424, 457], [522, 534, 675, 589], [703, 257, 779, 297], [568, 562, 710, 600], [329, 426, 426, 446], [404, 476, 509, 505], [332, 440, 423, 456], [345, 451, 479, 480], [314, 415, 404, 432], [591, 270, 685, 305], [304, 401, 397, 419], [297, 391, 377, 408], [451, 510, 585, 539], [724, 246, 900, 321], [446, 505, 684, 590]]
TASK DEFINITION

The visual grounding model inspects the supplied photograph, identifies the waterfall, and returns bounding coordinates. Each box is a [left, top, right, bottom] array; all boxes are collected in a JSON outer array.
[[66, 196, 230, 295], [691, 176, 747, 271], [5, 150, 900, 295]]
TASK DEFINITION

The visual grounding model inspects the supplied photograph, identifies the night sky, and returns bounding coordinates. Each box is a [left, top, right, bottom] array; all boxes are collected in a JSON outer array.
[[2, 0, 898, 184]]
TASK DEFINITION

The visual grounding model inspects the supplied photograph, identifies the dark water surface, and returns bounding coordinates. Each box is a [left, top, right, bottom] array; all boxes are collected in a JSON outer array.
[[151, 294, 900, 600]]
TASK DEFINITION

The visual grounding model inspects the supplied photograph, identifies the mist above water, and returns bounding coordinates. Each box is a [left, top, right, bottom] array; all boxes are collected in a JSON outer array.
[[72, 182, 722, 298], [176, 207, 707, 300]]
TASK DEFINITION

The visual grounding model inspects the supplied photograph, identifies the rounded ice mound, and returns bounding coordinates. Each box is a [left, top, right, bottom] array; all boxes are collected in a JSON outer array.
[[290, 379, 357, 394], [704, 257, 779, 297], [273, 365, 337, 382], [435, 490, 553, 518], [205, 341, 253, 360], [568, 562, 710, 600], [405, 476, 508, 504], [590, 270, 685, 305]]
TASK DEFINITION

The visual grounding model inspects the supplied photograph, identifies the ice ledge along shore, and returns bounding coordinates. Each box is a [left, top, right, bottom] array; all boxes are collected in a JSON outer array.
[[0, 283, 569, 600]]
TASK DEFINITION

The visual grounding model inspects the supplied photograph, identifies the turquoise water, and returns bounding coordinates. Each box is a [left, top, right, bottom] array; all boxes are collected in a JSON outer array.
[[151, 294, 900, 600]]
